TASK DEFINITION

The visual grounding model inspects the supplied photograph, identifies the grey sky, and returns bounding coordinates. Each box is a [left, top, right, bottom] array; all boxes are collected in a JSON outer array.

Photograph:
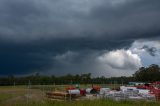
[[0, 0, 160, 77]]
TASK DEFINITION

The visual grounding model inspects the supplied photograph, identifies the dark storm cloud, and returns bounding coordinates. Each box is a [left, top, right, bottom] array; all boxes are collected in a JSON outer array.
[[142, 45, 157, 56], [0, 0, 160, 41], [0, 38, 132, 75], [0, 0, 160, 76]]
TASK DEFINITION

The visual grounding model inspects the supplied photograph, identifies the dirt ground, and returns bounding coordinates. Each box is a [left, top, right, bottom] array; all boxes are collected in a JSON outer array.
[[0, 86, 45, 106]]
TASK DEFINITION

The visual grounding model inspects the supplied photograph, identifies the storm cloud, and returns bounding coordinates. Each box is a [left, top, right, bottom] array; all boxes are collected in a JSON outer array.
[[142, 46, 157, 56], [0, 0, 160, 76], [0, 0, 160, 41]]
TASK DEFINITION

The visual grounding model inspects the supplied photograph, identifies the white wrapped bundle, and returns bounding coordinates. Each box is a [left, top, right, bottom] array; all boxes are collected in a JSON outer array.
[[120, 86, 137, 92], [86, 88, 92, 94], [100, 88, 110, 95], [138, 89, 150, 94], [68, 89, 80, 95], [128, 96, 143, 100]]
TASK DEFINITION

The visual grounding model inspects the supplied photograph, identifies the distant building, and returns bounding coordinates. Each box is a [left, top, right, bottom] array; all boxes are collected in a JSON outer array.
[[128, 82, 145, 86]]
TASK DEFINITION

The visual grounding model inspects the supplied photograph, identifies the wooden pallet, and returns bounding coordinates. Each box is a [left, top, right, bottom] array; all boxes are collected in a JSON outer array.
[[46, 92, 78, 100]]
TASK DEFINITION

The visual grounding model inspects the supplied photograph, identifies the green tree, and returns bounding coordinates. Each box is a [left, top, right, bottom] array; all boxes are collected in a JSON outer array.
[[133, 64, 160, 82]]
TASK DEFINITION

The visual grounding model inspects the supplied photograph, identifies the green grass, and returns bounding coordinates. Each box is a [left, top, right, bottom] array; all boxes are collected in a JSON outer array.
[[11, 99, 160, 106], [0, 86, 28, 105], [0, 91, 26, 99], [0, 85, 160, 106], [0, 94, 13, 102]]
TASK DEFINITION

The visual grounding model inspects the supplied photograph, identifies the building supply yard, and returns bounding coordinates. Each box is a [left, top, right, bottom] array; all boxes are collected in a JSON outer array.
[[0, 83, 160, 106], [45, 82, 160, 102]]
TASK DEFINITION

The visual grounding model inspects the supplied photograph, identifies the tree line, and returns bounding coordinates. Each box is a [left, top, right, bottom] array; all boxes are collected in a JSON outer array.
[[0, 64, 159, 85]]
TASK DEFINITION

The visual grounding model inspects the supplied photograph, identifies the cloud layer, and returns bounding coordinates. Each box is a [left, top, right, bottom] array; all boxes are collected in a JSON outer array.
[[97, 50, 141, 70], [130, 40, 160, 67], [0, 0, 160, 41], [43, 49, 142, 77], [0, 0, 160, 76]]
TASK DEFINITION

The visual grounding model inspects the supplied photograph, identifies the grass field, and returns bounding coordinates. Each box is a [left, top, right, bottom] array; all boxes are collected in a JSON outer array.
[[0, 85, 160, 106]]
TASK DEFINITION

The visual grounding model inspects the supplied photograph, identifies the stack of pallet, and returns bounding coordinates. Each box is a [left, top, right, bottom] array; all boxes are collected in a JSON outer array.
[[155, 91, 160, 101], [46, 92, 73, 100]]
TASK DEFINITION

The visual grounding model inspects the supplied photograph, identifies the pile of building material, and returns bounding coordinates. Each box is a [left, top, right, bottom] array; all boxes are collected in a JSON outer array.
[[100, 88, 110, 95], [46, 85, 102, 100], [46, 91, 83, 100], [46, 88, 87, 100], [103, 86, 156, 101], [46, 82, 160, 101], [46, 92, 70, 100], [156, 93, 160, 101]]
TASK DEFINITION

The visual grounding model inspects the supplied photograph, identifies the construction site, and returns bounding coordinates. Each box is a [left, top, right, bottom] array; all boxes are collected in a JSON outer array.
[[45, 82, 160, 101], [0, 82, 160, 106]]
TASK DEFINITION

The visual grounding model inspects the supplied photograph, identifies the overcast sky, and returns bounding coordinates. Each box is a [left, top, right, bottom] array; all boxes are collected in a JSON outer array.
[[0, 0, 160, 77]]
